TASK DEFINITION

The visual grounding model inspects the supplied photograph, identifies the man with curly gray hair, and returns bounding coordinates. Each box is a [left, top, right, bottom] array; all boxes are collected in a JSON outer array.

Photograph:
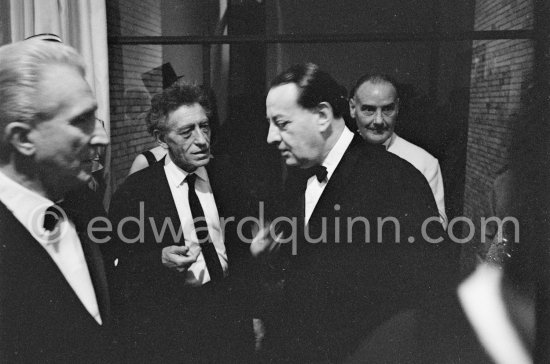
[[108, 82, 253, 362]]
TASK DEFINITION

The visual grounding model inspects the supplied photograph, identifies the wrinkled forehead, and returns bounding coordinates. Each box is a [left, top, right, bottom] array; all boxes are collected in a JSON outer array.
[[165, 103, 208, 129], [35, 63, 96, 119], [355, 81, 398, 104]]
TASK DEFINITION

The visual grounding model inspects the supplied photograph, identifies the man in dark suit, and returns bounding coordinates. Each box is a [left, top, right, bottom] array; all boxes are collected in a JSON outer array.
[[107, 82, 253, 362], [253, 63, 459, 363], [0, 40, 111, 362], [344, 81, 550, 364]]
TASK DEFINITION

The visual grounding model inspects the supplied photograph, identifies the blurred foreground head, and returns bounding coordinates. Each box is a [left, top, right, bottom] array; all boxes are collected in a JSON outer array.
[[0, 39, 107, 200]]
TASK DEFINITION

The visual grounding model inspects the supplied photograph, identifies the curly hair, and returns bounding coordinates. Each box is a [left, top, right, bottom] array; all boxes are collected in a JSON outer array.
[[146, 82, 213, 135]]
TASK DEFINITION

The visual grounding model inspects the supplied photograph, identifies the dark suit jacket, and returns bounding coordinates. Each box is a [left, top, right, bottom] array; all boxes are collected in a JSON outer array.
[[264, 136, 460, 363], [0, 190, 112, 363], [107, 156, 254, 362], [344, 293, 494, 364]]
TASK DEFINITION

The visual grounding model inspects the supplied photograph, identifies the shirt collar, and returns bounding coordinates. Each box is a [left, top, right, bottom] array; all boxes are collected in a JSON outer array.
[[0, 170, 55, 241], [383, 132, 397, 150], [321, 126, 355, 181], [164, 153, 208, 187]]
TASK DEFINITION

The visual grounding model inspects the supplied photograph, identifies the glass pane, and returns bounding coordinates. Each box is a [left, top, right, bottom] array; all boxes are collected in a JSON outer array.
[[107, 0, 222, 37], [265, 0, 477, 35], [267, 42, 473, 104], [265, 0, 533, 35], [107, 0, 533, 38]]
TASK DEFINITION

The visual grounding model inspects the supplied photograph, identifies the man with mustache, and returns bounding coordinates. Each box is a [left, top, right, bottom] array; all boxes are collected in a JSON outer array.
[[350, 74, 448, 228], [108, 82, 253, 362]]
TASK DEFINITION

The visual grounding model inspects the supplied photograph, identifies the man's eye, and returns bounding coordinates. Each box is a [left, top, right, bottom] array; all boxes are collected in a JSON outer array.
[[382, 104, 396, 112], [276, 121, 289, 128], [361, 106, 376, 115], [71, 115, 94, 125]]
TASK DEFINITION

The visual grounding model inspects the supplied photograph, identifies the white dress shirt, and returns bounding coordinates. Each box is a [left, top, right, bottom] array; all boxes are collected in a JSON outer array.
[[164, 155, 228, 286], [0, 171, 102, 324], [305, 127, 355, 224]]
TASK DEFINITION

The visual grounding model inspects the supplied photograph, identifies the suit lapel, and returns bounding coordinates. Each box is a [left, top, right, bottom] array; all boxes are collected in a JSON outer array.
[[79, 231, 111, 322], [150, 159, 184, 244], [0, 201, 109, 325], [59, 188, 111, 323], [309, 135, 363, 221]]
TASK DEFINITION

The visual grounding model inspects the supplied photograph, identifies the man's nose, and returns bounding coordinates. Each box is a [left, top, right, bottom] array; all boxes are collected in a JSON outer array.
[[90, 118, 109, 147], [373, 109, 384, 125], [193, 126, 209, 146], [266, 123, 281, 144]]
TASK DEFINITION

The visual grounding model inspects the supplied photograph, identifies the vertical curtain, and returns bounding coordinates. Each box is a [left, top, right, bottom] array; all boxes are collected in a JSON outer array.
[[10, 0, 111, 206]]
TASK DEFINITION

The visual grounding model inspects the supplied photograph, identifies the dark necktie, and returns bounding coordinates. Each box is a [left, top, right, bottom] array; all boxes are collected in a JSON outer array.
[[43, 203, 66, 231], [186, 173, 224, 282]]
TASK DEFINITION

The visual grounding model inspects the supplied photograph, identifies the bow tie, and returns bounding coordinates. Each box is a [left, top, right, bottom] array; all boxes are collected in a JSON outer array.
[[305, 165, 328, 182]]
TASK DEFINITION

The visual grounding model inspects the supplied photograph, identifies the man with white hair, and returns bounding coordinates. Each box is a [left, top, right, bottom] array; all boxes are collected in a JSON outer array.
[[0, 39, 111, 362]]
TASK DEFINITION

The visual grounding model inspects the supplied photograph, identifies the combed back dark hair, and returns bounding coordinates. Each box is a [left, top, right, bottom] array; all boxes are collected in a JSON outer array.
[[350, 73, 400, 99], [147, 82, 212, 135], [270, 63, 348, 119]]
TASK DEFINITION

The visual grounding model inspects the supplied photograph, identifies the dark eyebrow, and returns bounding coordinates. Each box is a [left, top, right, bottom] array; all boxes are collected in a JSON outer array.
[[271, 115, 287, 122], [361, 102, 396, 109], [177, 125, 194, 133], [70, 110, 96, 124], [176, 119, 210, 133]]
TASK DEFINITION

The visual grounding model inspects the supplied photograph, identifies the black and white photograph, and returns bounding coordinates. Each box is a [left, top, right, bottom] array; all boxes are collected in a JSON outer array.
[[0, 0, 548, 363]]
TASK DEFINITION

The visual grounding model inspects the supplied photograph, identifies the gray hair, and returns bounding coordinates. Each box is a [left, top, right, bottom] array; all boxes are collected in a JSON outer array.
[[0, 39, 86, 158]]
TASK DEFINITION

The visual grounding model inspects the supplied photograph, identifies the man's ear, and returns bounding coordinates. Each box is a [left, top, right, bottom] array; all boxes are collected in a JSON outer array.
[[317, 102, 334, 132], [3, 122, 35, 156], [395, 98, 400, 117], [154, 129, 168, 149], [349, 98, 356, 116]]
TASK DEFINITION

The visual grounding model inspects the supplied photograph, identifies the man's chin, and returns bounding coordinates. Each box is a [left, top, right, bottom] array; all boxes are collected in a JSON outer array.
[[44, 171, 91, 200], [283, 157, 299, 167], [189, 157, 211, 169]]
